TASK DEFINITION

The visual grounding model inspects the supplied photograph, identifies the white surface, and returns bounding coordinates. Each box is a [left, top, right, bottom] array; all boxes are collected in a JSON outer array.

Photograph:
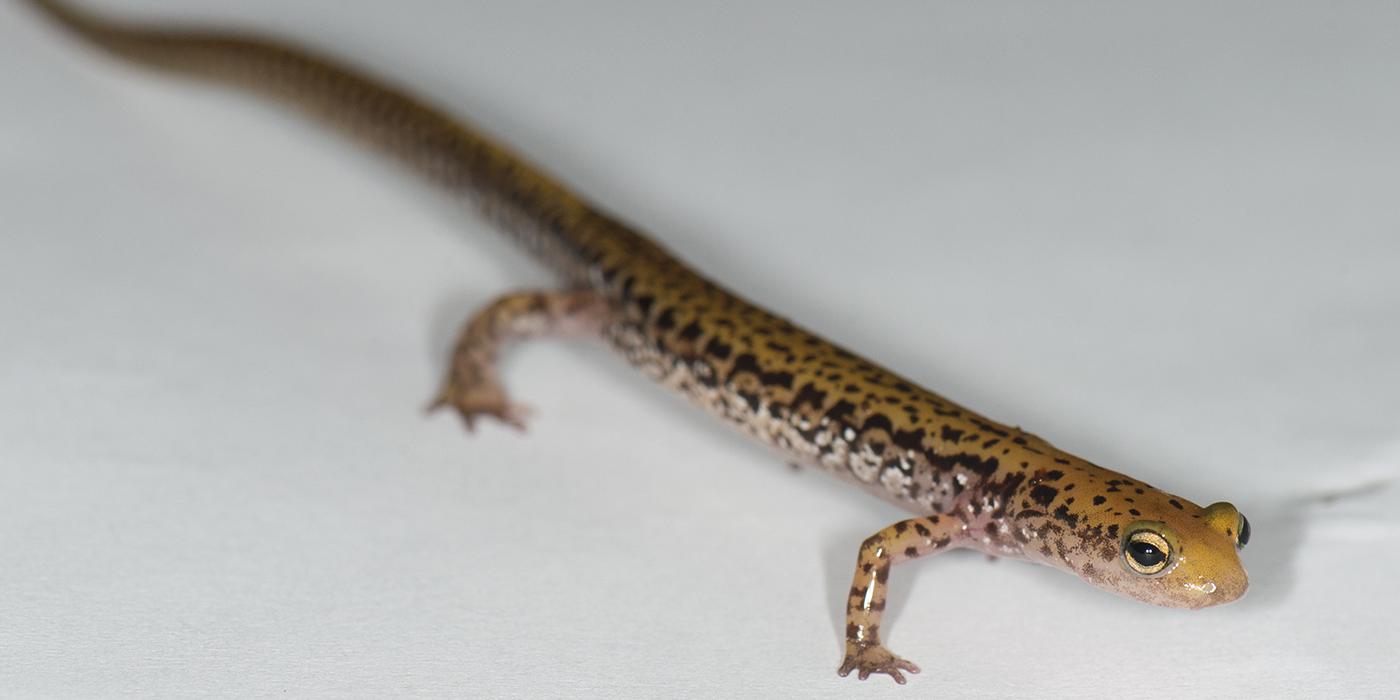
[[3, 1, 1398, 697]]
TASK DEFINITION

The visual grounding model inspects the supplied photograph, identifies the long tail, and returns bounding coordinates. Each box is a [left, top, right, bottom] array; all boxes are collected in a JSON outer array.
[[26, 0, 652, 278]]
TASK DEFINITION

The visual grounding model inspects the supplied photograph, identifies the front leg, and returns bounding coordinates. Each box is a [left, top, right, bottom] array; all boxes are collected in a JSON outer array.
[[429, 289, 608, 430], [838, 514, 963, 684]]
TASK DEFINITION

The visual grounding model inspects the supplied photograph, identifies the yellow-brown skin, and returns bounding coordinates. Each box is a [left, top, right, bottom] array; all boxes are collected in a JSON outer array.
[[30, 0, 1251, 685]]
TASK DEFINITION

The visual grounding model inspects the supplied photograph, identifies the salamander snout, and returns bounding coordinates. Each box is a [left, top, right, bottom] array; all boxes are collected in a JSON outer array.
[[1105, 498, 1251, 609], [1176, 501, 1251, 607]]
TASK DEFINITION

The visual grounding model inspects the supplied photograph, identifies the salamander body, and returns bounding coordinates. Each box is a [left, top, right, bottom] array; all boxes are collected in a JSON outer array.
[[29, 0, 1250, 683]]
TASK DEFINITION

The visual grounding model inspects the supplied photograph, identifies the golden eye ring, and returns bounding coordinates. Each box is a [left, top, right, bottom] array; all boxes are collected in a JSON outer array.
[[1123, 530, 1171, 576]]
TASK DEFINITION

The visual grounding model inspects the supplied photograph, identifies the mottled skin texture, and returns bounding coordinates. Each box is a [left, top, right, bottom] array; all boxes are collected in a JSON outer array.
[[31, 0, 1252, 684]]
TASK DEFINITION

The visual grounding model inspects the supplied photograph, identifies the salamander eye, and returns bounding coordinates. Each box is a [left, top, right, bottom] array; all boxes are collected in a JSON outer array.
[[1237, 514, 1250, 549], [1123, 530, 1171, 575]]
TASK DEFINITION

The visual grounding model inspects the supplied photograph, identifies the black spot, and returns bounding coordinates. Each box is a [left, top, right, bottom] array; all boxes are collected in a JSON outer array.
[[823, 398, 855, 421], [703, 337, 732, 360], [1128, 508, 1141, 516], [892, 428, 926, 452], [1044, 470, 1065, 481], [939, 426, 963, 443], [759, 370, 794, 389], [904, 546, 918, 558], [677, 320, 703, 342], [1168, 499, 1184, 510], [862, 414, 894, 434], [925, 449, 998, 477], [1029, 484, 1058, 506], [654, 307, 677, 331], [1052, 504, 1078, 527], [968, 454, 1001, 477], [1092, 496, 1107, 506], [970, 419, 1010, 437]]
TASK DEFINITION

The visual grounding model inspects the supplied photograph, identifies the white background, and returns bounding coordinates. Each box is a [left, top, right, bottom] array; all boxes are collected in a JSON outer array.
[[3, 1, 1398, 697]]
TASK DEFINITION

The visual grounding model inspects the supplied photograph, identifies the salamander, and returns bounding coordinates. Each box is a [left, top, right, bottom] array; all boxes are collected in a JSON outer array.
[[28, 0, 1251, 684]]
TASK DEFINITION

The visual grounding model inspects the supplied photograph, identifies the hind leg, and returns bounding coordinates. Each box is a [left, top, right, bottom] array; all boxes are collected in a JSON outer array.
[[428, 289, 608, 431]]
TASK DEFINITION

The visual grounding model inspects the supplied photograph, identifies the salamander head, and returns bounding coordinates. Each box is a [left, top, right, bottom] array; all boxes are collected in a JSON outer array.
[[1098, 498, 1250, 609]]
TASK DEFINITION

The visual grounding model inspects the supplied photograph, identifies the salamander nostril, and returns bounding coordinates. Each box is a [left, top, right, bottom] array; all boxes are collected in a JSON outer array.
[[1238, 514, 1251, 548]]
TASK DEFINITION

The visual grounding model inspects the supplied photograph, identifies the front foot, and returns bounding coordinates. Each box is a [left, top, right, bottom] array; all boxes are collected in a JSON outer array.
[[427, 378, 531, 432], [837, 641, 920, 685]]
